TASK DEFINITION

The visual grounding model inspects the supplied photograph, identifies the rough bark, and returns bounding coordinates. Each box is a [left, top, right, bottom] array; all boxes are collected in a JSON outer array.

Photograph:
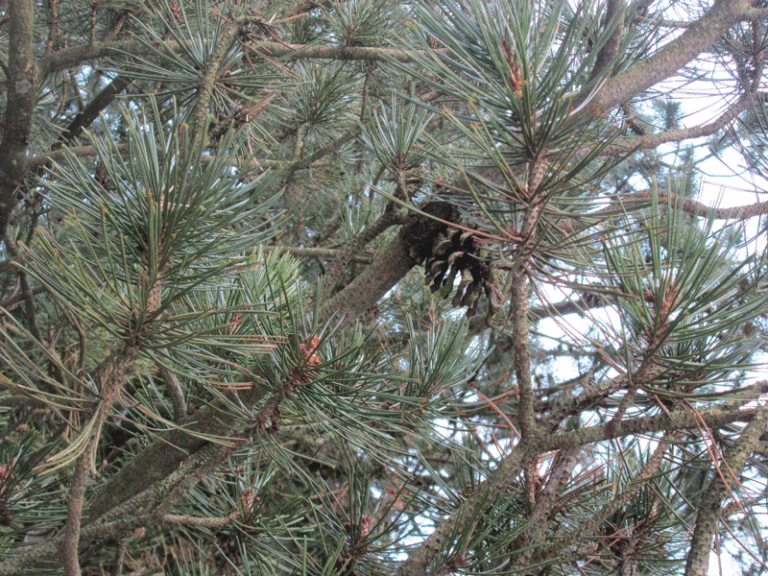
[[592, 0, 751, 113], [0, 0, 36, 237]]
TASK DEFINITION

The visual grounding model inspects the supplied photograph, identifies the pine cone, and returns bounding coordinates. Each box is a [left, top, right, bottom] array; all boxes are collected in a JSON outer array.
[[400, 200, 499, 322]]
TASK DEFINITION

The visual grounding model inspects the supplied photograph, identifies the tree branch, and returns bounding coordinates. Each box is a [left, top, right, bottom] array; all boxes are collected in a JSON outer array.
[[61, 341, 140, 574], [38, 39, 426, 77], [189, 16, 241, 146], [28, 144, 125, 168], [319, 233, 417, 328], [509, 448, 580, 570], [684, 405, 768, 576], [536, 432, 674, 563], [81, 389, 259, 526], [397, 398, 765, 576], [513, 155, 550, 443], [542, 365, 663, 431], [0, 442, 225, 574], [269, 246, 374, 264], [83, 203, 445, 529], [587, 0, 625, 85], [396, 444, 530, 576], [82, 337, 323, 528], [592, 0, 753, 113], [600, 96, 753, 156], [621, 189, 768, 220], [0, 0, 35, 237], [319, 209, 404, 301], [55, 75, 132, 148], [540, 404, 764, 453]]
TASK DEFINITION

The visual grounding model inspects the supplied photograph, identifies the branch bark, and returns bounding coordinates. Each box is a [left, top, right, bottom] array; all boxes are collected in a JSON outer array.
[[0, 441, 225, 575], [587, 0, 625, 86], [600, 96, 753, 156], [0, 0, 36, 237], [82, 384, 267, 525], [591, 0, 753, 114], [319, 209, 404, 301], [620, 189, 768, 220], [319, 233, 417, 327]]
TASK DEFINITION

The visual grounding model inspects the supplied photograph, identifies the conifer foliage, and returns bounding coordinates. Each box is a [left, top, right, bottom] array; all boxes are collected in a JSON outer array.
[[1, 1, 768, 575]]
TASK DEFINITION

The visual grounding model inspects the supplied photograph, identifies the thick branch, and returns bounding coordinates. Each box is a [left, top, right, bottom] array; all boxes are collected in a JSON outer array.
[[542, 365, 663, 431], [529, 293, 611, 321], [319, 234, 417, 328], [513, 157, 550, 443], [319, 209, 404, 301], [249, 41, 422, 62], [0, 0, 36, 237], [510, 268, 536, 439], [82, 385, 267, 525], [284, 126, 363, 172], [0, 442, 224, 575], [83, 207, 443, 536], [28, 144, 125, 168], [540, 405, 763, 453], [189, 18, 241, 145], [592, 0, 752, 113], [537, 433, 674, 563], [396, 445, 530, 576], [61, 311, 146, 572], [587, 0, 625, 85], [557, 187, 768, 243], [510, 449, 580, 570], [270, 246, 374, 264]]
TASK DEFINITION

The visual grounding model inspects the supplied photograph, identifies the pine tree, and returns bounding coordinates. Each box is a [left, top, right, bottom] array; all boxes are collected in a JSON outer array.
[[1, 1, 768, 575]]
